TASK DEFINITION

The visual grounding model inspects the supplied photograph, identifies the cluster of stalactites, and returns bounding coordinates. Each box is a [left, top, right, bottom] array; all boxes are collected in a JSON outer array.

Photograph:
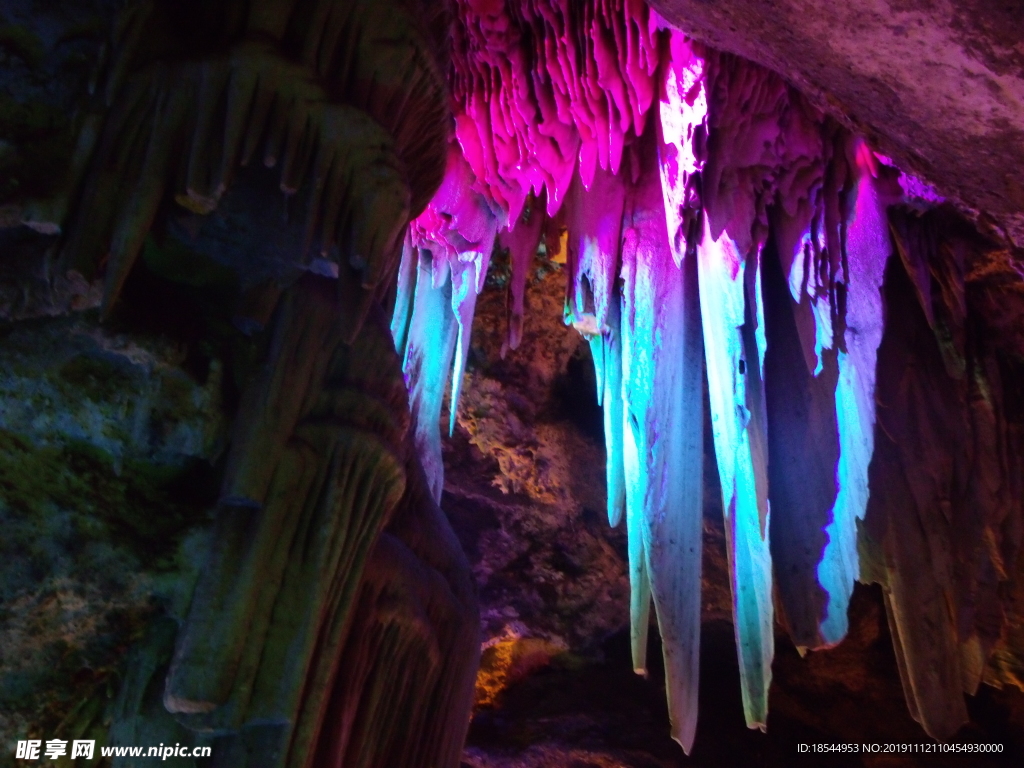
[[392, 0, 660, 501], [391, 2, 973, 753], [450, 0, 660, 224]]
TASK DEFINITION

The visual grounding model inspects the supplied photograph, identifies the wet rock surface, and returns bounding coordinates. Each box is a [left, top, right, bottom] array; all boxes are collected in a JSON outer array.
[[0, 311, 226, 760], [460, 587, 1024, 767]]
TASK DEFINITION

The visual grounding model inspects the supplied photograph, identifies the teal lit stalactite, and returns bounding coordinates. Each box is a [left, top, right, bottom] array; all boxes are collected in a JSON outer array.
[[816, 142, 895, 646], [393, 243, 460, 503], [696, 217, 774, 731], [619, 131, 706, 752]]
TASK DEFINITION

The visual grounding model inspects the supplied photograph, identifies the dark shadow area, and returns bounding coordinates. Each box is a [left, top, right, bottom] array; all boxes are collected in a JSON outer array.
[[465, 583, 1024, 766], [550, 342, 605, 443]]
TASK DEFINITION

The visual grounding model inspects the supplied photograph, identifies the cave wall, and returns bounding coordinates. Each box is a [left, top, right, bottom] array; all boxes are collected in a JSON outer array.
[[0, 1, 480, 766]]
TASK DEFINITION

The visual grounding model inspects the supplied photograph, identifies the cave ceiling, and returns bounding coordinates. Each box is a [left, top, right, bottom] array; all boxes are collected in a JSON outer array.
[[649, 0, 1024, 248]]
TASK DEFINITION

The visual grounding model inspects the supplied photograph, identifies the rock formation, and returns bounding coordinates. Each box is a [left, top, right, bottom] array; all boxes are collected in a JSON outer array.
[[1, 0, 1023, 764], [2, 1, 477, 766]]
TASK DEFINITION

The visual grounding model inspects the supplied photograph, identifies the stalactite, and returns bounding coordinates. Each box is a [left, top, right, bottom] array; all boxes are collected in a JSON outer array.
[[817, 142, 898, 644], [394, 245, 459, 503], [597, 297, 627, 527], [696, 220, 774, 729], [391, 145, 500, 500], [563, 165, 629, 526], [694, 51, 791, 730], [497, 194, 546, 353], [402, 0, 1024, 751], [617, 134, 705, 752]]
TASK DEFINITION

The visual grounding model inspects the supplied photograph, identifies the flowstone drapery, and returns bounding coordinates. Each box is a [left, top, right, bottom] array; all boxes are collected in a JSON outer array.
[[26, 1, 479, 766]]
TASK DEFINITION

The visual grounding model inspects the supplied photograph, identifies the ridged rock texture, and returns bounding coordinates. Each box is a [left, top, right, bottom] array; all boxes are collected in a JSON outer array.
[[390, 0, 1024, 754], [3, 1, 479, 767]]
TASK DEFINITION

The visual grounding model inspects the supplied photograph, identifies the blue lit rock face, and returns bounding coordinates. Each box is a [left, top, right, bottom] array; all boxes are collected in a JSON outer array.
[[0, 318, 225, 465]]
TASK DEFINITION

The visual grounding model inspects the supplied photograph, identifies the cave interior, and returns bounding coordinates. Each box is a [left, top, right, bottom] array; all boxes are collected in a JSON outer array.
[[1, 0, 1024, 766]]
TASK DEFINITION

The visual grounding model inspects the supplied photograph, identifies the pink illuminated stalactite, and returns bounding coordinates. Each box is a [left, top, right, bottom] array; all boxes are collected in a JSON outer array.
[[497, 194, 546, 353], [656, 30, 706, 268], [450, 0, 657, 220]]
